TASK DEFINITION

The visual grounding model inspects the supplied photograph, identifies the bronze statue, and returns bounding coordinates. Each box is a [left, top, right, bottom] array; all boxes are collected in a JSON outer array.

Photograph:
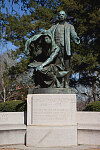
[[25, 11, 80, 88], [48, 10, 80, 87], [25, 30, 69, 88]]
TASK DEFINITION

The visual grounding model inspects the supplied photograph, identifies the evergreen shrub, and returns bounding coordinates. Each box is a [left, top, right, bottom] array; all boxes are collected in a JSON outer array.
[[0, 100, 27, 112], [83, 101, 100, 111]]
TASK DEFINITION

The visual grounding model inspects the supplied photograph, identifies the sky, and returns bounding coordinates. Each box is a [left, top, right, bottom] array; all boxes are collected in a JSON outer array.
[[1, 0, 25, 16], [0, 40, 17, 55], [0, 0, 29, 55]]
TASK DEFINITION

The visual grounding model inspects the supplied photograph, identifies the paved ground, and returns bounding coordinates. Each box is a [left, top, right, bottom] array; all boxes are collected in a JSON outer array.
[[0, 145, 100, 150]]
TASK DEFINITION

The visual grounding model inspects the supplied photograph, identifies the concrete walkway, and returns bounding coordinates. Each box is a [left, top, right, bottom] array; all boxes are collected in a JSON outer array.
[[0, 145, 100, 150]]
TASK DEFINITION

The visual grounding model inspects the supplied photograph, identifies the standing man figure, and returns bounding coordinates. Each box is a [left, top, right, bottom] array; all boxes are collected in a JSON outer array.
[[49, 10, 80, 87]]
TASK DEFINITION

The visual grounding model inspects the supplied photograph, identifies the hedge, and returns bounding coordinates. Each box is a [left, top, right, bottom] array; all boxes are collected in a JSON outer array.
[[83, 101, 100, 111], [0, 100, 27, 112]]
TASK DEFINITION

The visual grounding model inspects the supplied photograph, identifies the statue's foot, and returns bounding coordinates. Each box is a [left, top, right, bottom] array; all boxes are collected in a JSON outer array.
[[56, 79, 61, 88], [65, 83, 69, 88], [35, 85, 41, 89]]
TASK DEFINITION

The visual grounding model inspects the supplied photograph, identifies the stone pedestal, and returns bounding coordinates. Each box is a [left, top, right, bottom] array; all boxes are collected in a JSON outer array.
[[26, 92, 77, 147], [33, 88, 75, 94]]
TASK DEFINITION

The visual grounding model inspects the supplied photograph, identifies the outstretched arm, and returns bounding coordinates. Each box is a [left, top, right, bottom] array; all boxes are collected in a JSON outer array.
[[70, 25, 80, 44]]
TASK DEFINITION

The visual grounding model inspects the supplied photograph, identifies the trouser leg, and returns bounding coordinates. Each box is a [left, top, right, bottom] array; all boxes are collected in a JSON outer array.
[[64, 56, 71, 87]]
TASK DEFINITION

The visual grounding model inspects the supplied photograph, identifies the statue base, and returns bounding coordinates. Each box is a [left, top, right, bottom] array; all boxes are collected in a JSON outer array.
[[28, 87, 75, 94], [26, 93, 77, 147]]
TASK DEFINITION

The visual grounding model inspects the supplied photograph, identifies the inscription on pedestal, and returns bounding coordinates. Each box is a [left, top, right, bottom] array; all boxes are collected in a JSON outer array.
[[27, 94, 76, 125], [0, 113, 8, 122]]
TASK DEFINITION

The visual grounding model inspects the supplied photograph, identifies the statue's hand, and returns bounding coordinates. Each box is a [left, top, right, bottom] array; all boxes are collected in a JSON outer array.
[[36, 65, 43, 71], [75, 37, 80, 44]]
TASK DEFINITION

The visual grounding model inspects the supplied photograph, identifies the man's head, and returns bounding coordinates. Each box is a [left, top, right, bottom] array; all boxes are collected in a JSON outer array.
[[58, 11, 67, 21]]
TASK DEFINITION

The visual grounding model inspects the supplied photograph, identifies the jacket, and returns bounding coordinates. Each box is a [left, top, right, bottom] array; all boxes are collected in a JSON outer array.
[[49, 22, 80, 56]]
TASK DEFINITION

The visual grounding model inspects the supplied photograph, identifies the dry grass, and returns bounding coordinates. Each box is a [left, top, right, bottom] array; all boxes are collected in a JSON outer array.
[[0, 148, 100, 150]]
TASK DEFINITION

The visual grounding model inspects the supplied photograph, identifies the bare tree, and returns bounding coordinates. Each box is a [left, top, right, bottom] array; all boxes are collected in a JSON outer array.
[[0, 51, 16, 102]]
